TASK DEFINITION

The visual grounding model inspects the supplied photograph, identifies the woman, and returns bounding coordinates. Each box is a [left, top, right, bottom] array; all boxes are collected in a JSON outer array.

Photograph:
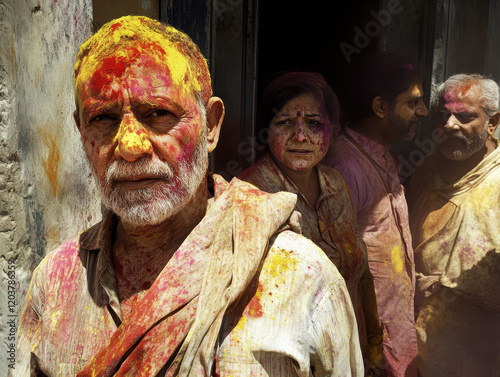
[[238, 72, 383, 375]]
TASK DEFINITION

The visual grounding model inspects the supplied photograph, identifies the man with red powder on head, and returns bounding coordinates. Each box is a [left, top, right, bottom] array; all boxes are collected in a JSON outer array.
[[13, 16, 363, 376], [322, 52, 428, 377], [407, 73, 500, 377]]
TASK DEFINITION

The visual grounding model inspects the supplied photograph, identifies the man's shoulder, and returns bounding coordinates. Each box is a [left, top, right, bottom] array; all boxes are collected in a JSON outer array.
[[325, 136, 372, 175], [33, 223, 99, 281], [265, 230, 345, 289], [41, 234, 81, 264]]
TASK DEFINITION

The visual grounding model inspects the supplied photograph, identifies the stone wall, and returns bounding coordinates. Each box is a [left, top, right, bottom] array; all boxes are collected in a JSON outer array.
[[0, 1, 100, 374]]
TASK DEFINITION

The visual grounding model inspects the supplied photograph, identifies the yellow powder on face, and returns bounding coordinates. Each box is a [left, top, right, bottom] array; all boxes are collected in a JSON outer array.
[[113, 122, 153, 154], [75, 16, 207, 104]]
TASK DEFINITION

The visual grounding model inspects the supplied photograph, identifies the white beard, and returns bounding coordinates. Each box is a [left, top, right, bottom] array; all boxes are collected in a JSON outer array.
[[92, 133, 208, 226], [439, 120, 489, 161]]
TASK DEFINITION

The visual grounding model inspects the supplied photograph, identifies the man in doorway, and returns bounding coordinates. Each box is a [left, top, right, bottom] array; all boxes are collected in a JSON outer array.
[[408, 73, 500, 377], [323, 52, 428, 377], [14, 16, 363, 376]]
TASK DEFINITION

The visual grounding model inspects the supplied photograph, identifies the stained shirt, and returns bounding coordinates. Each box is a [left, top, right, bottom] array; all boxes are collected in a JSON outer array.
[[237, 155, 377, 360], [323, 127, 417, 377], [408, 145, 500, 377], [238, 154, 367, 292], [14, 176, 364, 377]]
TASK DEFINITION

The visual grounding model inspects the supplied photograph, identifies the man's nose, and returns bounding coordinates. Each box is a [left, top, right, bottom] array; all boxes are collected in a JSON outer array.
[[442, 114, 460, 132], [114, 114, 153, 161], [416, 100, 428, 117]]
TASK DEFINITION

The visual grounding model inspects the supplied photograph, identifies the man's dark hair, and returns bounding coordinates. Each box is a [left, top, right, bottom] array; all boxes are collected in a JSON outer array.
[[343, 51, 423, 123]]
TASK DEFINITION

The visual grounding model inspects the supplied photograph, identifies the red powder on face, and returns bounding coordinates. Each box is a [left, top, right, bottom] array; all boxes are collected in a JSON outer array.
[[444, 83, 477, 104], [89, 47, 143, 96], [109, 21, 122, 32], [102, 56, 128, 77], [89, 56, 126, 95], [457, 82, 474, 97]]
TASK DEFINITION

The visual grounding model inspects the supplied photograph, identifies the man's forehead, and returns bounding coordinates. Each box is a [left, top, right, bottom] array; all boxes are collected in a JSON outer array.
[[442, 83, 481, 104], [76, 40, 199, 98], [397, 81, 424, 101]]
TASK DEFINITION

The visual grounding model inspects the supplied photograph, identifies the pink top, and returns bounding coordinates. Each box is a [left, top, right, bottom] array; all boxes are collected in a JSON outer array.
[[323, 127, 417, 377]]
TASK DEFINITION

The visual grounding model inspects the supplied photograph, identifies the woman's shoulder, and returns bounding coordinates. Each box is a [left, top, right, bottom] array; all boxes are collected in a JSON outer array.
[[237, 154, 282, 192], [316, 163, 350, 191]]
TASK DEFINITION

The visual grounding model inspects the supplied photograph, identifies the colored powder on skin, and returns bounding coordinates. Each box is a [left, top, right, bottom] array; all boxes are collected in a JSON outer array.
[[76, 19, 203, 102], [114, 121, 152, 156], [443, 83, 478, 105], [457, 82, 474, 97]]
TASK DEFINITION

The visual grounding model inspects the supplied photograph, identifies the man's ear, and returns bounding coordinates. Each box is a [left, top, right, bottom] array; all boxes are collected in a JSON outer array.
[[487, 111, 500, 136], [372, 96, 388, 119], [73, 110, 81, 130], [206, 97, 225, 154]]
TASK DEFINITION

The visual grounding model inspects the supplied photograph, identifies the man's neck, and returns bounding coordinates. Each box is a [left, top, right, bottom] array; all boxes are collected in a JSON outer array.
[[436, 140, 497, 183], [349, 118, 393, 150], [111, 181, 209, 304]]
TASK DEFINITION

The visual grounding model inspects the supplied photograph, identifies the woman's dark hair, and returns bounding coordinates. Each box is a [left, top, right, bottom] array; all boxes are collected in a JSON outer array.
[[257, 71, 340, 137], [342, 51, 423, 123]]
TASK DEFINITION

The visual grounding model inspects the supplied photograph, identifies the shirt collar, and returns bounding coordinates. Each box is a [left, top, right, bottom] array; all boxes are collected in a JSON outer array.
[[259, 154, 300, 194], [79, 208, 120, 313], [344, 127, 396, 174], [259, 154, 337, 209]]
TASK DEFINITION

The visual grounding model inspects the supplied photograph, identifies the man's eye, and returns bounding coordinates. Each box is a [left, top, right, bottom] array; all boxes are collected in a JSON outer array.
[[91, 114, 118, 123], [148, 109, 172, 117], [456, 113, 473, 123], [439, 110, 474, 123], [440, 111, 451, 121]]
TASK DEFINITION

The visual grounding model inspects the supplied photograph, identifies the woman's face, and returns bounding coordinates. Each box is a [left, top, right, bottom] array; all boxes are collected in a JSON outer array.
[[268, 93, 331, 173]]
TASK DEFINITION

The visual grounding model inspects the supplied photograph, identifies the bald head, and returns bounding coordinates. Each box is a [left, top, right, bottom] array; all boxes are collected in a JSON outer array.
[[74, 16, 212, 111]]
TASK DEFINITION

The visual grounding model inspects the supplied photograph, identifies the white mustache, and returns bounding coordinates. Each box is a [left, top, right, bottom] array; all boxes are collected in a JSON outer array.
[[105, 158, 175, 185], [442, 134, 467, 143]]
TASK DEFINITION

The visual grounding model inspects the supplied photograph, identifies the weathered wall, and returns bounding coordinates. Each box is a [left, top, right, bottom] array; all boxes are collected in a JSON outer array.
[[0, 0, 100, 374]]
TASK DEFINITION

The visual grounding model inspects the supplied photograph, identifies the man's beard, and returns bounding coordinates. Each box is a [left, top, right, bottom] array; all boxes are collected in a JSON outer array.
[[91, 136, 208, 227], [390, 113, 419, 141], [438, 120, 489, 161]]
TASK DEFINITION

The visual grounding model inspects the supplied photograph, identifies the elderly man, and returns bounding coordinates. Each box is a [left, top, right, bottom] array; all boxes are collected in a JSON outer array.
[[408, 74, 500, 377], [322, 52, 428, 377], [14, 16, 363, 377]]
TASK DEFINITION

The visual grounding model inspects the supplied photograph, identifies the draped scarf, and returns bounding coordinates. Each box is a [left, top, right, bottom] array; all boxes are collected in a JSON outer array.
[[410, 146, 500, 313], [77, 175, 298, 376]]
